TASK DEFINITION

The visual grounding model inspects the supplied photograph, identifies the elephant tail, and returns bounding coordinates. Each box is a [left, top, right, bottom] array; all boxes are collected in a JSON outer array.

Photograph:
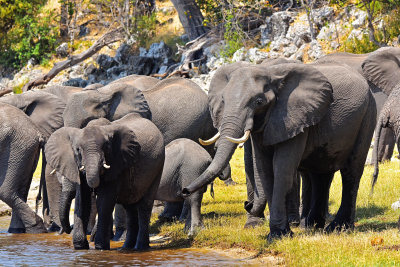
[[35, 150, 47, 214], [371, 121, 383, 196]]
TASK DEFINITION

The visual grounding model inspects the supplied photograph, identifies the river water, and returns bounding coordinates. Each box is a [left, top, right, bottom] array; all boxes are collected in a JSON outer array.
[[0, 216, 248, 266]]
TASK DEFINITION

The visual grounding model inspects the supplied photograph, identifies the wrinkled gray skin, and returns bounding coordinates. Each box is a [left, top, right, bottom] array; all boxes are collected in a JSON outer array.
[[316, 47, 400, 163], [109, 74, 160, 91], [183, 62, 376, 239], [0, 91, 65, 233], [45, 114, 164, 250], [156, 138, 211, 234], [372, 87, 400, 193]]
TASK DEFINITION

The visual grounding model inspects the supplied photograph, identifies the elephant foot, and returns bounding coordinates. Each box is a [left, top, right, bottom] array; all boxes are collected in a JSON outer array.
[[74, 239, 89, 250], [223, 178, 236, 186], [244, 214, 265, 229], [303, 214, 325, 229], [288, 214, 300, 227], [25, 215, 48, 233], [185, 221, 204, 236], [267, 226, 293, 242], [8, 227, 25, 233], [324, 219, 354, 233], [112, 229, 127, 241], [47, 222, 61, 232], [95, 242, 110, 250], [133, 242, 151, 251]]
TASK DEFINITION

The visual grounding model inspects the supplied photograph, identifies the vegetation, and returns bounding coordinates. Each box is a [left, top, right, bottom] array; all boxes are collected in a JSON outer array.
[[146, 148, 400, 265]]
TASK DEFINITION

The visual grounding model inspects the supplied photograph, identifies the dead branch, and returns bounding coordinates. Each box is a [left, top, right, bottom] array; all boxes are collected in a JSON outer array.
[[22, 27, 125, 92], [0, 89, 12, 97]]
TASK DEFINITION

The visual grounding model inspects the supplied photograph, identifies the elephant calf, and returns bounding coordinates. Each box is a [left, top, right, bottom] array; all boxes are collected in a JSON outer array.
[[155, 138, 212, 235]]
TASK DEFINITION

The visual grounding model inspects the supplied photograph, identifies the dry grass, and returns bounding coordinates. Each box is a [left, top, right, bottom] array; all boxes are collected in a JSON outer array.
[[151, 148, 400, 266]]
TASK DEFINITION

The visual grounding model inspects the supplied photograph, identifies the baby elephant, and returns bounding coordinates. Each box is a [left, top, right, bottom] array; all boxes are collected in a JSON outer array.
[[156, 138, 212, 234]]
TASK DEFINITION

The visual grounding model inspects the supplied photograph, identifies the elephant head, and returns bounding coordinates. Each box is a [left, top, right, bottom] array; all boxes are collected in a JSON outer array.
[[0, 91, 65, 140], [362, 47, 400, 95], [45, 120, 141, 233], [183, 62, 333, 195], [63, 83, 151, 128]]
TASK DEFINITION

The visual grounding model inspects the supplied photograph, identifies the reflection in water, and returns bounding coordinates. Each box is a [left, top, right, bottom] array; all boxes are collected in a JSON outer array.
[[0, 216, 244, 266]]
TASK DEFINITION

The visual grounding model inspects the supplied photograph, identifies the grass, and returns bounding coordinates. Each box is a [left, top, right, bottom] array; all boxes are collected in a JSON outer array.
[[150, 148, 400, 266]]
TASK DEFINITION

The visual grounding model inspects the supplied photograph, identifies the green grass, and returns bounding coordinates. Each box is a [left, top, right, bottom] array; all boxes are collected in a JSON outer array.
[[151, 148, 400, 266]]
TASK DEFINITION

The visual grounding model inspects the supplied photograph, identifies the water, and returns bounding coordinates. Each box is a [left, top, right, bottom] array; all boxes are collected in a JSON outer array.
[[0, 217, 245, 266]]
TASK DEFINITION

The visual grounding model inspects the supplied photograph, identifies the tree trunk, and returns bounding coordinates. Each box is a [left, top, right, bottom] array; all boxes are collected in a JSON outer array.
[[60, 1, 69, 39], [170, 0, 209, 40], [22, 27, 125, 92]]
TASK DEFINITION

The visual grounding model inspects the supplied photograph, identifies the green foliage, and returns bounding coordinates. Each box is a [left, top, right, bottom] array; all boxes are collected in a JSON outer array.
[[340, 33, 379, 54], [132, 12, 158, 48], [221, 12, 244, 58], [0, 1, 59, 68]]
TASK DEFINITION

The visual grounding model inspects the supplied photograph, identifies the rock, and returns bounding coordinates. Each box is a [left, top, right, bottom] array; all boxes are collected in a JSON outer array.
[[231, 47, 247, 62], [56, 42, 69, 58], [96, 54, 118, 70], [348, 29, 365, 40], [63, 78, 88, 88], [290, 44, 306, 61], [352, 10, 367, 29], [247, 48, 268, 63], [127, 56, 156, 75], [269, 51, 280, 59], [69, 64, 85, 79], [283, 44, 298, 58], [143, 41, 172, 59], [107, 66, 126, 79], [312, 7, 334, 28], [79, 24, 90, 37], [115, 44, 133, 65], [308, 40, 325, 60], [26, 58, 38, 70], [84, 64, 97, 77], [260, 11, 296, 46]]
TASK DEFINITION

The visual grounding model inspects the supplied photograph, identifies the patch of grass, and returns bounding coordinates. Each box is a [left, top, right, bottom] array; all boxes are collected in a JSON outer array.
[[154, 148, 400, 265]]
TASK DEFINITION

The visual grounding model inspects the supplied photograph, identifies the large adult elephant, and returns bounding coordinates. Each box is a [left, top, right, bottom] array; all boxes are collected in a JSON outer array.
[[0, 91, 65, 233], [183, 62, 376, 239], [45, 114, 165, 250], [315, 47, 400, 163]]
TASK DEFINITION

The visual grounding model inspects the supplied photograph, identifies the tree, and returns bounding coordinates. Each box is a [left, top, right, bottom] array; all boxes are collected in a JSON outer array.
[[170, 0, 209, 40], [360, 0, 386, 47]]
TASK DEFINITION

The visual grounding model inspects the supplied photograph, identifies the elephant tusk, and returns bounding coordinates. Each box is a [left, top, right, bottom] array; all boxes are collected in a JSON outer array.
[[50, 169, 56, 175], [103, 163, 111, 169], [226, 130, 251, 144], [238, 142, 245, 148], [79, 166, 85, 171], [199, 132, 220, 146]]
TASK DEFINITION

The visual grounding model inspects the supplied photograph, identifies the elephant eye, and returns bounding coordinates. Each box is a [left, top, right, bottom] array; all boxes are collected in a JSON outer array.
[[255, 98, 263, 106]]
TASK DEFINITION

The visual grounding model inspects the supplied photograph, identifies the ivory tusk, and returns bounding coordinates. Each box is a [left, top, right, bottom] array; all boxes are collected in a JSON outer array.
[[103, 163, 111, 169], [238, 142, 244, 148], [79, 166, 85, 171], [199, 132, 220, 146], [226, 130, 251, 144], [50, 169, 56, 175]]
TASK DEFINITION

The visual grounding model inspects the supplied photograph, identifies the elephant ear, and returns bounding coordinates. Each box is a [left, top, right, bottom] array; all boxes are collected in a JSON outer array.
[[98, 83, 152, 120], [362, 47, 400, 95], [108, 125, 141, 168], [42, 85, 82, 103], [263, 63, 333, 146], [208, 61, 252, 129], [0, 91, 65, 140], [45, 127, 81, 184]]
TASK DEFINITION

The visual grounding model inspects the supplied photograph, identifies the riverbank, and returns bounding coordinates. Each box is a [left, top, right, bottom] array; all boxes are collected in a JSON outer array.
[[4, 149, 400, 265]]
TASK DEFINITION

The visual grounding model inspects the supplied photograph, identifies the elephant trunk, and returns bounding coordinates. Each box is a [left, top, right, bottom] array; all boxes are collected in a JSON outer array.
[[85, 150, 101, 189], [59, 178, 76, 234], [371, 121, 383, 196], [182, 123, 243, 196]]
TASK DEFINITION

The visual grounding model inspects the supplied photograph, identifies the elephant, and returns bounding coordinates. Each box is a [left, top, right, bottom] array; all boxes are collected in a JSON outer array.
[[109, 74, 160, 90], [182, 61, 376, 239], [45, 113, 165, 250], [0, 91, 65, 233], [371, 88, 400, 193], [315, 47, 400, 163]]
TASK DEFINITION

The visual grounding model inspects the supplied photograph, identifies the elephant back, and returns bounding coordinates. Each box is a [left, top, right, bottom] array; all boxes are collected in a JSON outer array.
[[0, 91, 65, 140], [314, 52, 367, 76], [110, 74, 160, 91], [43, 85, 83, 103]]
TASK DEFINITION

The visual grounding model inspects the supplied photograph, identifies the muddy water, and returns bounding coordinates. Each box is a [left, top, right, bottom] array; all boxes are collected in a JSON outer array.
[[0, 216, 244, 266]]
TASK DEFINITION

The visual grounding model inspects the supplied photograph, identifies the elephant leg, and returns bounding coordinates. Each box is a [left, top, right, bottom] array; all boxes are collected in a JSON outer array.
[[222, 164, 236, 186], [133, 173, 161, 251], [122, 203, 139, 249], [300, 171, 311, 226], [269, 130, 308, 240], [286, 172, 300, 226], [245, 136, 272, 228], [158, 201, 184, 222], [179, 200, 190, 222], [72, 181, 92, 250], [87, 193, 97, 235], [378, 127, 395, 162], [113, 203, 127, 241], [326, 107, 375, 233], [95, 182, 118, 250], [45, 163, 62, 232], [305, 172, 334, 229], [9, 210, 25, 233], [185, 190, 204, 235]]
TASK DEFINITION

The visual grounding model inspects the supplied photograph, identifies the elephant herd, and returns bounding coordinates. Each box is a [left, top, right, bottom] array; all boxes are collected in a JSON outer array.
[[1, 47, 400, 250]]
